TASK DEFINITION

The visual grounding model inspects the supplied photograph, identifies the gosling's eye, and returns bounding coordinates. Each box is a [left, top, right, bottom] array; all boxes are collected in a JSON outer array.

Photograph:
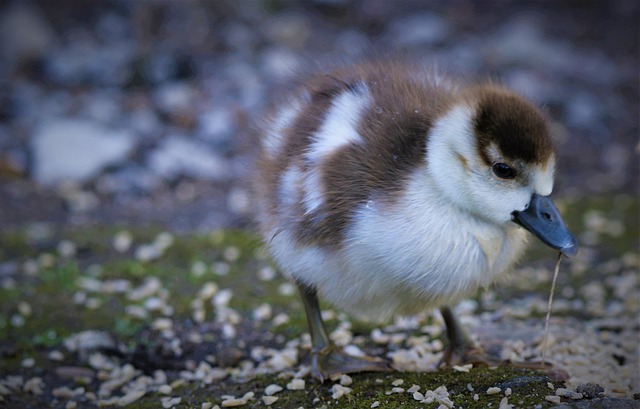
[[492, 162, 516, 179]]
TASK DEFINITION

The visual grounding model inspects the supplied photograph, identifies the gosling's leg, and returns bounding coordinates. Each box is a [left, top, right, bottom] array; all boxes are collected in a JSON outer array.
[[440, 306, 490, 367], [296, 281, 391, 382], [439, 306, 553, 370]]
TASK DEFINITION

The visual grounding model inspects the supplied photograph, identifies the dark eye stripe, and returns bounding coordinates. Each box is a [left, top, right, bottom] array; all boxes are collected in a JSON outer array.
[[492, 162, 517, 179]]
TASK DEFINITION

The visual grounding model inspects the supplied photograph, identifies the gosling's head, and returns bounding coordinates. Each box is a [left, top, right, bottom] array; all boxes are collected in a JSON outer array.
[[427, 85, 577, 256]]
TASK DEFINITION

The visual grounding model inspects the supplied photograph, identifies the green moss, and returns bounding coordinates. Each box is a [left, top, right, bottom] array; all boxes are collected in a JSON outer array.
[[118, 366, 561, 408]]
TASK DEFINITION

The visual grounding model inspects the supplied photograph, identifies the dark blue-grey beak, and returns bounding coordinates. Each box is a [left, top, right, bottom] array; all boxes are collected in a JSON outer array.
[[512, 194, 578, 257]]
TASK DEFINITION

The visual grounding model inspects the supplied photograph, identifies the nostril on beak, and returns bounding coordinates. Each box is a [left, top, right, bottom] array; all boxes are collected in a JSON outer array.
[[542, 212, 553, 222]]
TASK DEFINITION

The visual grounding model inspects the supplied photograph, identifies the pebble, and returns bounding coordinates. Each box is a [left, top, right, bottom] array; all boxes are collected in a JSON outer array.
[[487, 387, 502, 395], [371, 402, 380, 408], [112, 231, 133, 253], [499, 397, 513, 409], [331, 384, 352, 399], [148, 136, 229, 182], [118, 390, 146, 406], [339, 374, 353, 386], [545, 395, 561, 404], [50, 387, 73, 399], [452, 364, 473, 372], [161, 396, 182, 408], [262, 396, 278, 405], [23, 377, 44, 394], [286, 379, 305, 390], [21, 358, 35, 368], [221, 398, 246, 407], [264, 384, 283, 396], [31, 119, 134, 185]]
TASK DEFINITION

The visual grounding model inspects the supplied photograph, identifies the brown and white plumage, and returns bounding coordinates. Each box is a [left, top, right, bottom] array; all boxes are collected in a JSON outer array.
[[254, 56, 577, 380]]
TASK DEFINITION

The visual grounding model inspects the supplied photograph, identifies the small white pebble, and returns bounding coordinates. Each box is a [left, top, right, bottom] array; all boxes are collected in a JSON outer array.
[[466, 383, 474, 392], [191, 261, 208, 277], [17, 301, 32, 317], [452, 363, 473, 372], [391, 387, 404, 393], [487, 387, 501, 395], [278, 282, 296, 296], [413, 391, 425, 401], [391, 378, 404, 386], [340, 374, 353, 386], [547, 382, 555, 390], [113, 231, 133, 252], [505, 387, 512, 396], [262, 396, 278, 405], [52, 387, 76, 399], [257, 266, 276, 281], [407, 384, 420, 393], [11, 314, 25, 327], [58, 240, 77, 257], [545, 395, 561, 404], [286, 379, 305, 390], [158, 384, 172, 394], [221, 398, 246, 407], [23, 377, 44, 394], [212, 262, 230, 276], [198, 282, 218, 299], [272, 313, 290, 326], [499, 397, 513, 409], [252, 304, 272, 321], [118, 390, 147, 405], [66, 401, 77, 409], [152, 318, 173, 331], [241, 392, 254, 401], [331, 384, 352, 399], [371, 401, 380, 408], [161, 396, 182, 408], [201, 403, 213, 409], [47, 349, 64, 362], [473, 394, 479, 401], [223, 246, 241, 262], [264, 384, 283, 396], [22, 358, 35, 368]]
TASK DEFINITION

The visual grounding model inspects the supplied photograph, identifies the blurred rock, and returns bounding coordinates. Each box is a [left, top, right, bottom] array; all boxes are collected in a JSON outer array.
[[32, 119, 135, 186], [63, 330, 116, 356], [97, 166, 162, 196], [154, 81, 195, 114], [197, 108, 234, 148], [148, 136, 229, 181], [45, 36, 134, 87], [0, 3, 56, 72]]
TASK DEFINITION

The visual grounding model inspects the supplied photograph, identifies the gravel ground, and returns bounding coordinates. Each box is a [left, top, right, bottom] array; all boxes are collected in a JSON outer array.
[[0, 1, 638, 408]]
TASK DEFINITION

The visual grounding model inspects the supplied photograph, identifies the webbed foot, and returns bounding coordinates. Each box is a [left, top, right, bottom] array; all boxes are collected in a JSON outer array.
[[311, 345, 392, 382]]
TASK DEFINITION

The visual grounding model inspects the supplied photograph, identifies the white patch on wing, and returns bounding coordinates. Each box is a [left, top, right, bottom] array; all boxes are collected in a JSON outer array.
[[264, 100, 302, 158], [303, 169, 324, 214], [306, 86, 370, 163], [279, 164, 302, 209]]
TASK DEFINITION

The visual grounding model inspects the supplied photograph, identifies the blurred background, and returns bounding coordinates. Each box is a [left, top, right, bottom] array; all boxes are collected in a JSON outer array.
[[0, 0, 638, 232]]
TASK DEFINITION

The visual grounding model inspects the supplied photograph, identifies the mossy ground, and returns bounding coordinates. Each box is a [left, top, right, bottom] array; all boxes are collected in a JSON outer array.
[[0, 193, 637, 408]]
